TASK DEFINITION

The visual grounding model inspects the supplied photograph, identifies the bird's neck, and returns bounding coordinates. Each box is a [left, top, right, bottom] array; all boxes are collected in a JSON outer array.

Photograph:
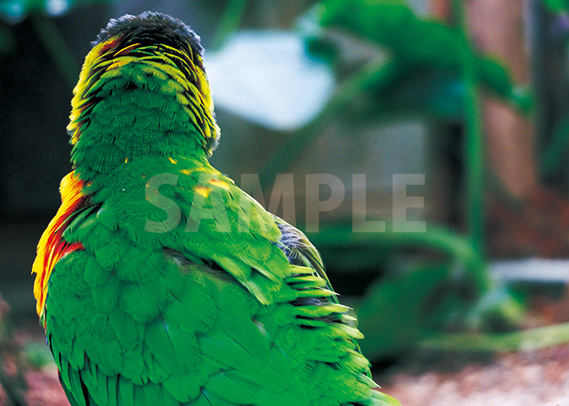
[[70, 90, 209, 182]]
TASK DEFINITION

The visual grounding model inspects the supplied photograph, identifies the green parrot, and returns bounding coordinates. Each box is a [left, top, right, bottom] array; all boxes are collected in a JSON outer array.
[[32, 11, 400, 406]]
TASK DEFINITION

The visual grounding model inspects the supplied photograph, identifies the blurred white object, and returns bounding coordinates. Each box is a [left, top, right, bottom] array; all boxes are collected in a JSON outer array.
[[205, 30, 334, 131], [491, 259, 569, 282]]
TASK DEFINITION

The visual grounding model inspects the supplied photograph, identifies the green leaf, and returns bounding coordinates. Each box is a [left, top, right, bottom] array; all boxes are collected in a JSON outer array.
[[316, 0, 458, 66], [543, 0, 569, 13], [319, 0, 416, 52], [476, 56, 532, 112], [358, 58, 529, 121], [356, 263, 451, 359]]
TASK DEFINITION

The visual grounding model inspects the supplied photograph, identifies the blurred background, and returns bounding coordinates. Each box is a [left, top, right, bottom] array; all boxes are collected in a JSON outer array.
[[2, 0, 569, 405]]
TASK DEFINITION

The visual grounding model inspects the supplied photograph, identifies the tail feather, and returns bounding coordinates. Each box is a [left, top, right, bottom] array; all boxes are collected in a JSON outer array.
[[368, 388, 401, 406]]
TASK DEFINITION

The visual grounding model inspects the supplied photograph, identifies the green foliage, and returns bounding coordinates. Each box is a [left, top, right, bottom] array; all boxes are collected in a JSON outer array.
[[543, 0, 569, 13], [309, 0, 530, 118], [318, 1, 455, 66], [309, 224, 527, 357], [210, 0, 530, 132], [257, 0, 531, 197], [308, 224, 484, 276], [462, 284, 526, 332], [0, 0, 115, 21], [286, 0, 528, 358], [357, 263, 452, 359], [353, 261, 525, 358]]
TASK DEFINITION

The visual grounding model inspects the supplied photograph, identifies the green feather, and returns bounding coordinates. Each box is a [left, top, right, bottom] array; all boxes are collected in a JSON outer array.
[[91, 274, 120, 313], [117, 377, 135, 406], [194, 390, 237, 406], [83, 254, 110, 287]]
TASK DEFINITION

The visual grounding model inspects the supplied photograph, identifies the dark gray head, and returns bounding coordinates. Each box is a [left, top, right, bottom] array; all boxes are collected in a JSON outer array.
[[93, 11, 203, 58]]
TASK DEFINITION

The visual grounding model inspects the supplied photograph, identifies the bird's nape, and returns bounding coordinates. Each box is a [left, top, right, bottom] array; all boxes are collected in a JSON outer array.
[[68, 11, 219, 180]]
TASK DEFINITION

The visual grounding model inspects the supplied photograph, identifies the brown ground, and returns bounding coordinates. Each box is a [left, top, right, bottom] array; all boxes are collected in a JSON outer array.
[[5, 328, 569, 406], [380, 345, 569, 406]]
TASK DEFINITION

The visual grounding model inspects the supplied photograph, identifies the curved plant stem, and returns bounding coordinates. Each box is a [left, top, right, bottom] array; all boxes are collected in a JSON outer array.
[[307, 224, 484, 275], [30, 13, 79, 90], [259, 55, 398, 189], [421, 321, 569, 352], [212, 0, 250, 50], [451, 0, 489, 292]]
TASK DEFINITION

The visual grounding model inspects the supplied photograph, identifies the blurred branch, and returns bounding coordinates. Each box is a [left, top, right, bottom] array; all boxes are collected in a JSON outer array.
[[212, 0, 250, 49], [30, 13, 79, 90], [422, 321, 569, 352], [540, 114, 569, 178], [450, 0, 489, 292], [308, 224, 484, 274]]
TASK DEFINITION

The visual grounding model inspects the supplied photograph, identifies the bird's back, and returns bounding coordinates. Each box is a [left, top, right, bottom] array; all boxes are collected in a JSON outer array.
[[40, 157, 395, 405]]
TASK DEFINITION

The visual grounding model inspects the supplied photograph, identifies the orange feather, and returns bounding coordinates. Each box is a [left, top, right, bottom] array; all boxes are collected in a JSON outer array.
[[32, 171, 87, 321]]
